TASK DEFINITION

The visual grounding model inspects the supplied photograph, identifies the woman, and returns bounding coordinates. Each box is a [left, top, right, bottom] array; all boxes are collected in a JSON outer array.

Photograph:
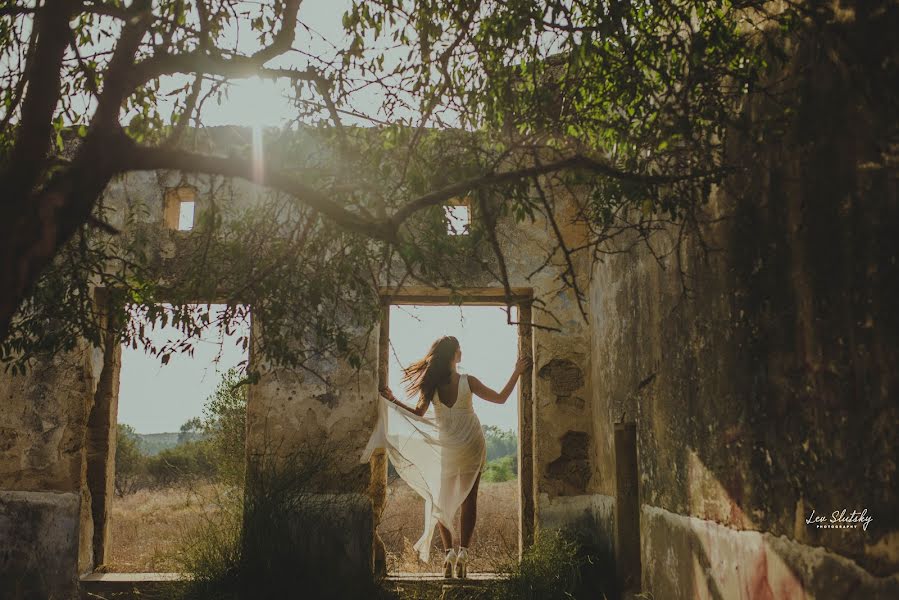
[[361, 335, 530, 578]]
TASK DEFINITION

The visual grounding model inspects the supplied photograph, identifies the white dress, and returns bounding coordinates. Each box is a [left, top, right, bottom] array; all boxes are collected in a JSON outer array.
[[361, 374, 487, 562]]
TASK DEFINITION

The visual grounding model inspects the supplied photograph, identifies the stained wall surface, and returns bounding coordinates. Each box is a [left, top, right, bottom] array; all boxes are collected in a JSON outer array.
[[588, 19, 899, 599]]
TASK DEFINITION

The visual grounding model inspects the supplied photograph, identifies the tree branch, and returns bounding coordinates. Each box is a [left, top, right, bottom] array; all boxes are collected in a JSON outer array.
[[128, 53, 317, 90], [92, 0, 153, 127], [115, 140, 396, 241], [126, 0, 302, 90], [162, 73, 203, 148], [250, 0, 301, 63], [390, 154, 728, 228]]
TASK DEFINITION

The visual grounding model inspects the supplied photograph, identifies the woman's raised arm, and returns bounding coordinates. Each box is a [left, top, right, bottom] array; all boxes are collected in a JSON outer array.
[[468, 357, 532, 405], [380, 386, 430, 417]]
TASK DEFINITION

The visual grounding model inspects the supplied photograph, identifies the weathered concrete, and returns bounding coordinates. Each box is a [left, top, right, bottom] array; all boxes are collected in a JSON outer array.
[[0, 346, 101, 492], [642, 505, 899, 600], [0, 490, 81, 600], [537, 492, 615, 536], [588, 13, 899, 597], [80, 331, 121, 571], [0, 343, 101, 594], [538, 493, 618, 595], [79, 572, 180, 599], [273, 492, 375, 578]]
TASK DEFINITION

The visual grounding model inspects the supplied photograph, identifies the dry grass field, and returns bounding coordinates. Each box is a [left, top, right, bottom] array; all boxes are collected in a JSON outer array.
[[105, 483, 230, 572], [378, 478, 519, 573], [105, 478, 518, 574]]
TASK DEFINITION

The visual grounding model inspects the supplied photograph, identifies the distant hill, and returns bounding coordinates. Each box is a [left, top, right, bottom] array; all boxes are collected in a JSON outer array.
[[133, 431, 206, 455]]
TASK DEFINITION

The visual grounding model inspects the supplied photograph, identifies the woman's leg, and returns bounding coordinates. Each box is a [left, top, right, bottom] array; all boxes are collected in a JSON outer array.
[[460, 473, 481, 548], [437, 521, 453, 551]]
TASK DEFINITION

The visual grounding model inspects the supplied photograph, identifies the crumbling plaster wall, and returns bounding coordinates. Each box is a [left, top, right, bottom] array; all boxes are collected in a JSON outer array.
[[0, 340, 104, 597], [588, 25, 899, 599]]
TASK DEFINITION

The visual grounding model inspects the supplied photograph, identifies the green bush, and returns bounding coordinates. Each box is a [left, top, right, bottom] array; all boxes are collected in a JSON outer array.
[[487, 529, 592, 600], [114, 423, 146, 496], [200, 368, 248, 487], [482, 454, 516, 483], [144, 439, 217, 487]]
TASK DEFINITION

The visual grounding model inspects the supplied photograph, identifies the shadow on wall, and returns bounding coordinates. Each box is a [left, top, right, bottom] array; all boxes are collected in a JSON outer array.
[[589, 8, 899, 599]]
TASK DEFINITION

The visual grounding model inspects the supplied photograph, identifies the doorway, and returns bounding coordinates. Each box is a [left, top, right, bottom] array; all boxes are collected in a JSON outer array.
[[95, 303, 250, 572], [373, 289, 534, 574]]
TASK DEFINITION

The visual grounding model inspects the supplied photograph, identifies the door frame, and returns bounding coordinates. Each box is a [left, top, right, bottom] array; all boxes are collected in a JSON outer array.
[[372, 286, 535, 571]]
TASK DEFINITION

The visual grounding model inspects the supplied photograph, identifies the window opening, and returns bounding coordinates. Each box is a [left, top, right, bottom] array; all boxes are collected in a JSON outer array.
[[163, 187, 197, 231]]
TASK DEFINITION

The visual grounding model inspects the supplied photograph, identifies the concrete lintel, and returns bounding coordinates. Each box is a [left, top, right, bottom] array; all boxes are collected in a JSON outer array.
[[379, 286, 533, 305]]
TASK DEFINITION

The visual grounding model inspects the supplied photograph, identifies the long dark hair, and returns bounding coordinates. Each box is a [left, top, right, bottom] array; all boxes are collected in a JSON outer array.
[[402, 336, 459, 403]]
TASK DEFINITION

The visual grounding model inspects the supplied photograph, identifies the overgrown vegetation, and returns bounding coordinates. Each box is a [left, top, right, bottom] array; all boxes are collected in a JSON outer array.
[[482, 425, 518, 483], [2, 1, 862, 379], [171, 469, 599, 600], [485, 529, 597, 600], [482, 454, 516, 484], [171, 445, 393, 600]]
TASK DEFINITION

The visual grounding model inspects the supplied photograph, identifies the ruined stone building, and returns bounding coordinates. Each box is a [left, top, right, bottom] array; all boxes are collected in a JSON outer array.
[[1, 12, 897, 600]]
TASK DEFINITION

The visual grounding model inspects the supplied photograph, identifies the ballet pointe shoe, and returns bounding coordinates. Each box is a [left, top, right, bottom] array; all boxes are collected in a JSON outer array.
[[443, 549, 457, 578], [454, 547, 468, 579]]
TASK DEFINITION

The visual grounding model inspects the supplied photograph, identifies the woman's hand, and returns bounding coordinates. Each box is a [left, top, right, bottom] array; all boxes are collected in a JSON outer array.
[[379, 386, 397, 403], [515, 356, 533, 374]]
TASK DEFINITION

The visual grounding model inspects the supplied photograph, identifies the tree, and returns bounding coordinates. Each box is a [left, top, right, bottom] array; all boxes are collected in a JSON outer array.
[[179, 416, 204, 444], [201, 367, 248, 486], [114, 422, 145, 496], [484, 425, 517, 462], [2, 1, 887, 371]]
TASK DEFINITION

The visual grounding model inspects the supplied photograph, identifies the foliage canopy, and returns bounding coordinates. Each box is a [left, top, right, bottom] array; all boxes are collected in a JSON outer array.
[[2, 0, 872, 373]]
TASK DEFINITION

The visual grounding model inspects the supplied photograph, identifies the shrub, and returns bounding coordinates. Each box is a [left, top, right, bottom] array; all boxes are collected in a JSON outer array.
[[488, 529, 591, 600], [144, 439, 217, 487], [171, 444, 395, 600], [482, 454, 516, 483], [200, 368, 248, 487], [114, 423, 146, 496]]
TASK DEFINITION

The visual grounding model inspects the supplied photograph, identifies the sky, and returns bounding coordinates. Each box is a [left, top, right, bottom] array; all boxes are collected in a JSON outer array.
[[119, 304, 520, 433], [200, 0, 354, 127], [117, 306, 250, 433], [154, 0, 416, 129], [387, 305, 519, 431]]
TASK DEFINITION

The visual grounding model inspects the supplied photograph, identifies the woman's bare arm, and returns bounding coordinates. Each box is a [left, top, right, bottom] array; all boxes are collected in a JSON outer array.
[[380, 386, 430, 417], [469, 357, 532, 405]]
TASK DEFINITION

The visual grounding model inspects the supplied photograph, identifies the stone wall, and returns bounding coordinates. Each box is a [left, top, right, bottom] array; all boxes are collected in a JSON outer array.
[[588, 15, 899, 598], [0, 341, 103, 598]]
